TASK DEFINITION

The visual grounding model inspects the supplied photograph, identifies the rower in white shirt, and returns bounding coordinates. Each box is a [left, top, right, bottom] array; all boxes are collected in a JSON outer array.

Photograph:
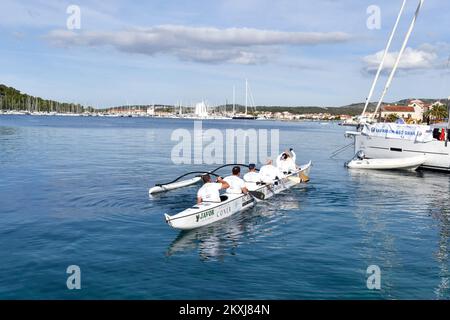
[[224, 166, 249, 194], [243, 163, 261, 183], [276, 148, 296, 166], [197, 174, 230, 204], [259, 159, 282, 184], [277, 149, 297, 174]]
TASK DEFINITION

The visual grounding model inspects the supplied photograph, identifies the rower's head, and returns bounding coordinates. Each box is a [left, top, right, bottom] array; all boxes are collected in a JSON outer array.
[[248, 163, 256, 172], [201, 174, 212, 183], [232, 166, 241, 176], [283, 149, 292, 159]]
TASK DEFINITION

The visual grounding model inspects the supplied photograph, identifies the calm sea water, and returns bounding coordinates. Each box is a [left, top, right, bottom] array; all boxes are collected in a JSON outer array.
[[0, 115, 449, 299]]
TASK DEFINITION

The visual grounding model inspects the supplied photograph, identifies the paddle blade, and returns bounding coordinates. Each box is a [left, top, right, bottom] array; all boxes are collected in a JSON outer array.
[[300, 172, 310, 183], [249, 191, 265, 200]]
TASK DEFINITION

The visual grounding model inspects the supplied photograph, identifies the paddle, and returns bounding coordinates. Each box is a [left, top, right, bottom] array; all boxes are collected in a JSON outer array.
[[248, 190, 265, 200], [300, 172, 310, 183]]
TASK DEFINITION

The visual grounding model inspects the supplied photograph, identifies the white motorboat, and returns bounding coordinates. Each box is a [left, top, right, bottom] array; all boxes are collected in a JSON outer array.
[[164, 161, 312, 230], [346, 154, 426, 171]]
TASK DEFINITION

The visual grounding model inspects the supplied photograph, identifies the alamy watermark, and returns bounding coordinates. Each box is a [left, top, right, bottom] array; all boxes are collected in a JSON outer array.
[[366, 265, 381, 290], [367, 5, 381, 30], [66, 265, 81, 290], [66, 4, 81, 30], [171, 121, 280, 165]]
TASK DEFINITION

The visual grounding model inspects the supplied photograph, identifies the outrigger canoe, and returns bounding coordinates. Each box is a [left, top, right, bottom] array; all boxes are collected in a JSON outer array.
[[164, 161, 312, 230]]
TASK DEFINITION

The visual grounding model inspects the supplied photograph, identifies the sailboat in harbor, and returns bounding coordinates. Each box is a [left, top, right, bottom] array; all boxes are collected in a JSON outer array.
[[346, 0, 450, 172], [232, 79, 257, 120]]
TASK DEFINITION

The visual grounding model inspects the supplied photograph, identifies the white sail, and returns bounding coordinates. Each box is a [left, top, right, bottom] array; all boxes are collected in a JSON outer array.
[[194, 101, 208, 118]]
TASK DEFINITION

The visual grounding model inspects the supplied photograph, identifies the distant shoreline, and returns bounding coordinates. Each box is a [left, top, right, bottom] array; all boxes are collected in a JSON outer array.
[[0, 110, 342, 122]]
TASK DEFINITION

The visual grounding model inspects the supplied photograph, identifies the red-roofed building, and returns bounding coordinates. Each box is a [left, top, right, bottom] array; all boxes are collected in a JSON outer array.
[[409, 99, 425, 108], [409, 100, 444, 113], [381, 104, 423, 121]]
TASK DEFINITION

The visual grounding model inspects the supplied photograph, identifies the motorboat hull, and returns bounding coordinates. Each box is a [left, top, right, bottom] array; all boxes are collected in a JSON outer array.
[[346, 155, 426, 170]]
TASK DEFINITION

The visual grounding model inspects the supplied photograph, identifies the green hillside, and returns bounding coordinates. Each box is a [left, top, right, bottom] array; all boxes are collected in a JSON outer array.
[[0, 84, 92, 113]]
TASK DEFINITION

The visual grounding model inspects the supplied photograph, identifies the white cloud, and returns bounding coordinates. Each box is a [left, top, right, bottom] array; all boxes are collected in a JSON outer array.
[[363, 47, 438, 73], [45, 25, 351, 65]]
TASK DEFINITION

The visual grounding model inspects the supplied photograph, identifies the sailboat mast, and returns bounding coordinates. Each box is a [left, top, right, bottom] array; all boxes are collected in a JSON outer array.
[[371, 0, 425, 120], [233, 85, 236, 115], [245, 79, 248, 115], [362, 0, 407, 118]]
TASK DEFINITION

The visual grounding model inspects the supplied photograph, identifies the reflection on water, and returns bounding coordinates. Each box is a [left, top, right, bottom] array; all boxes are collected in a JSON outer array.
[[0, 126, 19, 136], [2, 115, 450, 299], [167, 186, 310, 260], [348, 169, 450, 299], [429, 193, 450, 299]]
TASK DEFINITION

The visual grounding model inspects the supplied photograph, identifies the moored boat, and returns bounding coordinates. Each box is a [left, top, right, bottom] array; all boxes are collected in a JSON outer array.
[[346, 154, 426, 171]]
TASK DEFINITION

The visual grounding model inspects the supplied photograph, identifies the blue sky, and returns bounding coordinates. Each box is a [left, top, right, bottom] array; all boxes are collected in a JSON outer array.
[[1, 0, 450, 108]]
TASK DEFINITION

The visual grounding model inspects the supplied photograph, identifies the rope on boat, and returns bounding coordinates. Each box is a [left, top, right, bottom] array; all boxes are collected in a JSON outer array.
[[330, 142, 354, 159]]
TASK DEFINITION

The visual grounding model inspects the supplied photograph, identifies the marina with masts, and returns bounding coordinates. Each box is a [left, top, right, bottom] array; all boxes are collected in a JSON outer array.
[[345, 0, 450, 172]]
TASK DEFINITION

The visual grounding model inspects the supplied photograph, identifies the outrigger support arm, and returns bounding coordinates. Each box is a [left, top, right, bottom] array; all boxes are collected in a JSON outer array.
[[155, 172, 221, 187], [155, 163, 256, 187]]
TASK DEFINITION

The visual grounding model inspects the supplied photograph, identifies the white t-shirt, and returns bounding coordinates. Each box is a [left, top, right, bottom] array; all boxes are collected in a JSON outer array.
[[276, 151, 297, 168], [276, 154, 282, 168], [243, 171, 261, 183], [224, 175, 246, 194], [278, 158, 296, 173], [197, 182, 222, 202], [259, 165, 281, 183]]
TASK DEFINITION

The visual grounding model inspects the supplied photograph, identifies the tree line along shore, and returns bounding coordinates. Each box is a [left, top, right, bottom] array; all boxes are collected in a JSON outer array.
[[1, 83, 445, 120]]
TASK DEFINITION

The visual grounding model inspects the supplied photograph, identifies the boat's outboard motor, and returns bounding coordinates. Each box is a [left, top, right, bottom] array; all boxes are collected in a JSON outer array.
[[345, 150, 365, 168], [356, 150, 365, 160]]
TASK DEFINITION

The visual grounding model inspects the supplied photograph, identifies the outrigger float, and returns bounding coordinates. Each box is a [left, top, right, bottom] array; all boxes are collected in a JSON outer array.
[[149, 162, 312, 230]]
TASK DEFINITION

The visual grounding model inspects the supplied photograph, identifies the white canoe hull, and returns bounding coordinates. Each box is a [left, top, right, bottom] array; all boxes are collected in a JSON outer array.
[[149, 176, 202, 194], [165, 161, 312, 230], [346, 155, 426, 170], [165, 193, 256, 230], [247, 161, 311, 200]]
